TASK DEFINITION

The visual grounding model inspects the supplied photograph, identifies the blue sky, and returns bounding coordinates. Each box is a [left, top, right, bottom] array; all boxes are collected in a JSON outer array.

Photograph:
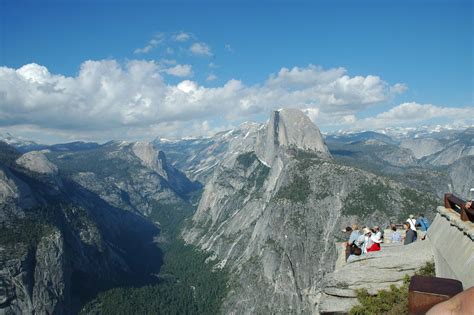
[[0, 0, 472, 143]]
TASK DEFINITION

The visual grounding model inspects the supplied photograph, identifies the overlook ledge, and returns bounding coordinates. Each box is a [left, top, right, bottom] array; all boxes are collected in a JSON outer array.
[[427, 206, 474, 289]]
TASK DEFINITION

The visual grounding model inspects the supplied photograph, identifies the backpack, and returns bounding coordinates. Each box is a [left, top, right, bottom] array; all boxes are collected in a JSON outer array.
[[350, 241, 362, 256]]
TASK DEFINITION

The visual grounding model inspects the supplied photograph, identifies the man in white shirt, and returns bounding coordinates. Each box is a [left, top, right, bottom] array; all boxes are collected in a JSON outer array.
[[406, 214, 417, 231]]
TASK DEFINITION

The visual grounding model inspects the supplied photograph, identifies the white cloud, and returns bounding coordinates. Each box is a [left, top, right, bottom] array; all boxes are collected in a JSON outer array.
[[225, 44, 234, 53], [134, 33, 165, 54], [261, 65, 398, 117], [359, 102, 474, 128], [390, 83, 408, 94], [164, 64, 193, 77], [173, 31, 191, 42], [207, 74, 217, 81], [0, 61, 424, 142], [190, 42, 212, 56]]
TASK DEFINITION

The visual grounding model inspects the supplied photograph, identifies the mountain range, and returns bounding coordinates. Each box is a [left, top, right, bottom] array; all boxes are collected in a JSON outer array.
[[0, 110, 472, 314]]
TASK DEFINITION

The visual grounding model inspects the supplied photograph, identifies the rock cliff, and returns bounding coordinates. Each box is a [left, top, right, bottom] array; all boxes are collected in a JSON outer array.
[[256, 109, 330, 166], [400, 138, 444, 159], [0, 140, 199, 314], [153, 122, 262, 184], [183, 109, 437, 314]]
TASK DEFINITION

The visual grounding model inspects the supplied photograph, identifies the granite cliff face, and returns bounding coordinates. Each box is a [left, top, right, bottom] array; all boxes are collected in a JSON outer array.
[[447, 156, 474, 200], [0, 140, 199, 314], [47, 141, 201, 218], [183, 109, 437, 314], [400, 128, 474, 166], [15, 151, 58, 175], [255, 109, 330, 166], [2, 119, 469, 314], [153, 122, 262, 184]]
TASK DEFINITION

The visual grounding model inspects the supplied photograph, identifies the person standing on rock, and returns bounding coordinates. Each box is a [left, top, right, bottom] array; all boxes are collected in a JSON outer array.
[[403, 222, 416, 245], [406, 214, 417, 241], [406, 214, 417, 231]]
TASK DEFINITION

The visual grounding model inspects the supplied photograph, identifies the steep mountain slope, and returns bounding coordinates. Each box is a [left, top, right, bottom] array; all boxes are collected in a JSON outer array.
[[400, 138, 444, 159], [0, 143, 164, 314], [183, 109, 438, 314], [447, 156, 474, 200], [326, 132, 418, 172], [45, 141, 201, 222], [153, 122, 261, 184], [398, 127, 474, 166], [421, 128, 474, 166], [0, 140, 203, 314]]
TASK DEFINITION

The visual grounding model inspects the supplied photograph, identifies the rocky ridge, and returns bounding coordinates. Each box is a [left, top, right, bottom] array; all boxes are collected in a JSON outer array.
[[153, 122, 262, 184], [183, 109, 438, 314], [0, 140, 200, 314], [15, 151, 58, 175]]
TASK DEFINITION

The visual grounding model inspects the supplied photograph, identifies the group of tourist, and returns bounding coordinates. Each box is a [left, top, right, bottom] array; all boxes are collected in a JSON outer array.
[[344, 224, 383, 259], [403, 213, 430, 245], [344, 214, 430, 262]]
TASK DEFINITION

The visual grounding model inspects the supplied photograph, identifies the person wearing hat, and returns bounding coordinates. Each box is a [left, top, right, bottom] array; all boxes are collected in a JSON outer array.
[[367, 232, 382, 252], [406, 214, 417, 231], [360, 227, 374, 254]]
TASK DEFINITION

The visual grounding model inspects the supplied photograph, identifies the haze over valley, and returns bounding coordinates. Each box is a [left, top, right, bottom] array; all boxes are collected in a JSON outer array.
[[0, 0, 472, 314]]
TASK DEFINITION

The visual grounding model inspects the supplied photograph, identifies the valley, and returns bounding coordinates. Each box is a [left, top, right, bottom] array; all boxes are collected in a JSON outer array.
[[0, 111, 472, 314]]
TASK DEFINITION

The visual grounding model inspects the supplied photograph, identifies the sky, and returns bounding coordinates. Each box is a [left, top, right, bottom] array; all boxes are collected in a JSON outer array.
[[0, 0, 473, 144]]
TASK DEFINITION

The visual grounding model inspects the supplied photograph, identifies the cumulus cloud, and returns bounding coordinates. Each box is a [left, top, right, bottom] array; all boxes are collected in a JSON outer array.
[[173, 31, 191, 42], [206, 74, 217, 81], [134, 33, 165, 54], [355, 102, 474, 129], [164, 64, 193, 77], [390, 83, 408, 94], [261, 65, 399, 121], [190, 42, 212, 56], [0, 60, 419, 142]]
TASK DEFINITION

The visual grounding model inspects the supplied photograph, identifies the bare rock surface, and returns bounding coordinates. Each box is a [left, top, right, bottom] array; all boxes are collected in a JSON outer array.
[[15, 151, 58, 175], [447, 156, 474, 199], [184, 109, 436, 314], [132, 142, 168, 179], [400, 138, 444, 159], [256, 109, 330, 166], [318, 241, 434, 314]]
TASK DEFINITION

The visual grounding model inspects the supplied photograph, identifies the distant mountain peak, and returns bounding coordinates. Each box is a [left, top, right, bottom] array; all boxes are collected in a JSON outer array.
[[132, 142, 168, 179], [16, 151, 58, 175], [256, 108, 330, 165]]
